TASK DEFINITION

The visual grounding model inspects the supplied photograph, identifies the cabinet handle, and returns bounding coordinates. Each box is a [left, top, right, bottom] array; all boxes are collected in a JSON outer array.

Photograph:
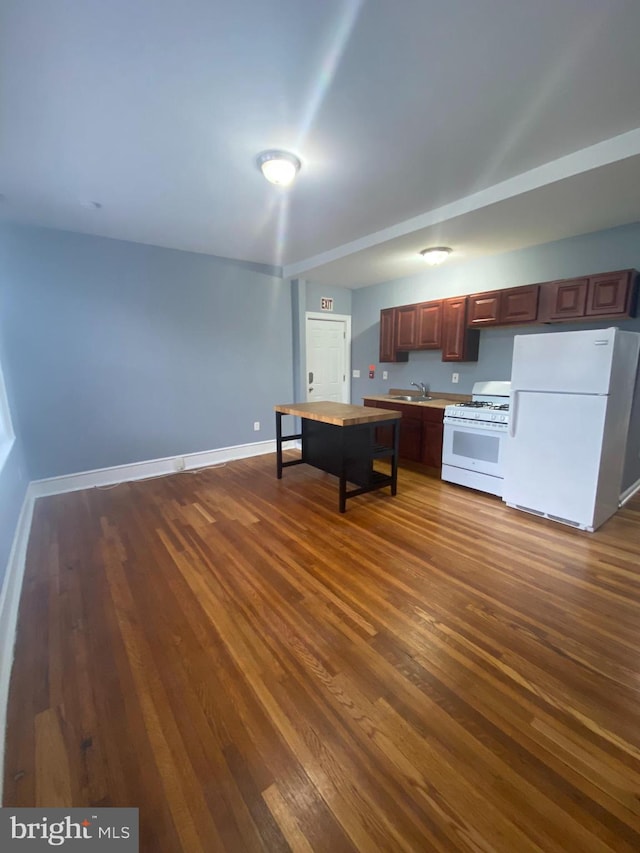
[[308, 371, 314, 383]]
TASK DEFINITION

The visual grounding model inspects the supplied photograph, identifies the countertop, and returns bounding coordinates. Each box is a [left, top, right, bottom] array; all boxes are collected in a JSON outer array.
[[362, 389, 471, 410], [275, 401, 402, 426]]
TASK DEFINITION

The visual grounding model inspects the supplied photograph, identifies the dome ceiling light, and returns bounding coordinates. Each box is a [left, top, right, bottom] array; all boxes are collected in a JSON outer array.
[[256, 150, 301, 187], [420, 246, 452, 265]]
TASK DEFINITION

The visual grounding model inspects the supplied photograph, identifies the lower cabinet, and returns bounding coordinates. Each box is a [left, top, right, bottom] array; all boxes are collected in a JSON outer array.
[[398, 409, 423, 462], [421, 410, 444, 468], [364, 400, 444, 468]]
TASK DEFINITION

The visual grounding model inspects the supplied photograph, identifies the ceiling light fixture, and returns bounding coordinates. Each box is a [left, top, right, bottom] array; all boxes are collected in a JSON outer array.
[[420, 246, 452, 266], [256, 150, 301, 187]]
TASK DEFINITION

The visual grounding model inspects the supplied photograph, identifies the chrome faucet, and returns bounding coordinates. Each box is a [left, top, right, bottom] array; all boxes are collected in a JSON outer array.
[[411, 381, 428, 397]]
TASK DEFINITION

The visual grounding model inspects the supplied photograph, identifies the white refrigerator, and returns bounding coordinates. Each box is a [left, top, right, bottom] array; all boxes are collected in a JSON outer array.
[[503, 327, 640, 531]]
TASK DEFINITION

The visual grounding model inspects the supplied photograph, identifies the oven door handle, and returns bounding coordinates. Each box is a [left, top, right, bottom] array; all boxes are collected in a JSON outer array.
[[509, 390, 518, 437]]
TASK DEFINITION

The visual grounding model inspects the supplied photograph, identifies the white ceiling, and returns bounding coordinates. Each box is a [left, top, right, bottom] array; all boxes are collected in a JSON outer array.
[[2, 0, 640, 287]]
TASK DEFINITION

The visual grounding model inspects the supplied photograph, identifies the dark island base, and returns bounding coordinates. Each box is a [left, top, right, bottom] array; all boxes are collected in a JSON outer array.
[[275, 413, 400, 512]]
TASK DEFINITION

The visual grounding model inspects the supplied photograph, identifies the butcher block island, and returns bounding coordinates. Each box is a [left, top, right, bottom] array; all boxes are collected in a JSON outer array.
[[274, 401, 401, 512]]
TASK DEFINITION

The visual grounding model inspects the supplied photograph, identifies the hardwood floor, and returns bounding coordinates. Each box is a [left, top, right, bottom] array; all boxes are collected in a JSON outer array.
[[4, 453, 640, 851]]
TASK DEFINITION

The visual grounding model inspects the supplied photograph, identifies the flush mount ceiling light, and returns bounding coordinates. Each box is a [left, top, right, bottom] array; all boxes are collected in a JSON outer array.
[[256, 150, 301, 187], [420, 246, 452, 266]]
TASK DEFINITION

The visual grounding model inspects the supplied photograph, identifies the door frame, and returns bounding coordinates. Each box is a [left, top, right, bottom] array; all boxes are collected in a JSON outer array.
[[304, 312, 352, 404]]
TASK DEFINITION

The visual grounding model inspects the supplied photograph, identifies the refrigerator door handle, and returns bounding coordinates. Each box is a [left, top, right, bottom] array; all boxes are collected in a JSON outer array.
[[509, 390, 519, 438]]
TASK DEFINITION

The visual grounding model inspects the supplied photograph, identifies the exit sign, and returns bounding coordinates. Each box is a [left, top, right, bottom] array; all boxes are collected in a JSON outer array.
[[321, 297, 334, 311]]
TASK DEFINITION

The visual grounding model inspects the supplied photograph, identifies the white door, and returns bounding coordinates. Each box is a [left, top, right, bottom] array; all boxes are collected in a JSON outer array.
[[305, 315, 350, 403]]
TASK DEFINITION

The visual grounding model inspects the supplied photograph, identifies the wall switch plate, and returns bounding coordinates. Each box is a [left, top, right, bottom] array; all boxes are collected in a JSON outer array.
[[382, 371, 388, 380], [352, 369, 360, 378], [253, 421, 260, 431], [452, 372, 459, 384]]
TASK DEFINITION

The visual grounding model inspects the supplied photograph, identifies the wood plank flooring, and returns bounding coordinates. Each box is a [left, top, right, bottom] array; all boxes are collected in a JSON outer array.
[[4, 453, 640, 851]]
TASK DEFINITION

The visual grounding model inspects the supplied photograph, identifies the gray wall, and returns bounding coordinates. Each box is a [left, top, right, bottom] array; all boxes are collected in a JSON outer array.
[[351, 222, 640, 400], [305, 281, 353, 316], [1, 225, 294, 480]]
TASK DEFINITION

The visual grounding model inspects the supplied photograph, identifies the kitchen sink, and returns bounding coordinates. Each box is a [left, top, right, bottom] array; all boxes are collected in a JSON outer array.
[[391, 395, 433, 402]]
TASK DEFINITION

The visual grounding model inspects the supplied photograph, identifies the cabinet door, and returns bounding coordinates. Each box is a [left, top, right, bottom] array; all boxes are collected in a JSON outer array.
[[379, 308, 395, 362], [442, 297, 480, 362], [398, 414, 423, 462], [500, 285, 539, 324], [379, 308, 408, 363], [365, 401, 395, 447], [421, 421, 444, 468], [368, 400, 421, 461], [545, 278, 588, 320], [421, 407, 444, 468], [468, 292, 500, 326], [586, 270, 631, 316], [395, 304, 419, 349], [416, 301, 442, 348]]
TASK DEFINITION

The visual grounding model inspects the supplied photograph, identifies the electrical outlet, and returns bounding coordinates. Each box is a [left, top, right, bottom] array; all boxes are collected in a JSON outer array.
[[253, 421, 260, 431], [382, 371, 388, 380], [175, 456, 186, 471], [352, 369, 360, 378], [452, 372, 459, 384]]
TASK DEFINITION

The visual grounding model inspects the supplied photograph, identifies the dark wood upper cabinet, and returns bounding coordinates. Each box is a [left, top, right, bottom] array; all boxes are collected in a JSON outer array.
[[442, 297, 479, 362], [383, 300, 444, 355], [468, 285, 539, 327], [379, 308, 395, 362], [541, 270, 636, 322], [392, 301, 443, 351], [378, 270, 636, 363], [542, 278, 588, 321], [468, 292, 500, 326], [585, 270, 633, 316], [379, 308, 408, 363], [500, 285, 539, 324], [395, 304, 419, 350], [416, 300, 442, 348]]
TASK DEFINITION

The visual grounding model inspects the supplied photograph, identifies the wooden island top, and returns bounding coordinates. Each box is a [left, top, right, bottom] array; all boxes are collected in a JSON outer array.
[[274, 400, 402, 427]]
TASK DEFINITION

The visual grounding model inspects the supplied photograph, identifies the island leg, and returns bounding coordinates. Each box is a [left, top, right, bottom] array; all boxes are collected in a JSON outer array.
[[276, 411, 283, 478], [339, 461, 347, 513], [391, 419, 399, 495]]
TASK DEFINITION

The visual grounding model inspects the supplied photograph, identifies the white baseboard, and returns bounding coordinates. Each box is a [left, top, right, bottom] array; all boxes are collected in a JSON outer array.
[[0, 486, 35, 804], [619, 477, 640, 506], [30, 438, 294, 498]]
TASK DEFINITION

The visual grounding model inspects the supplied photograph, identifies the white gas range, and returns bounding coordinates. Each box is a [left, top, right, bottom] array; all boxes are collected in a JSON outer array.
[[441, 380, 511, 497]]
